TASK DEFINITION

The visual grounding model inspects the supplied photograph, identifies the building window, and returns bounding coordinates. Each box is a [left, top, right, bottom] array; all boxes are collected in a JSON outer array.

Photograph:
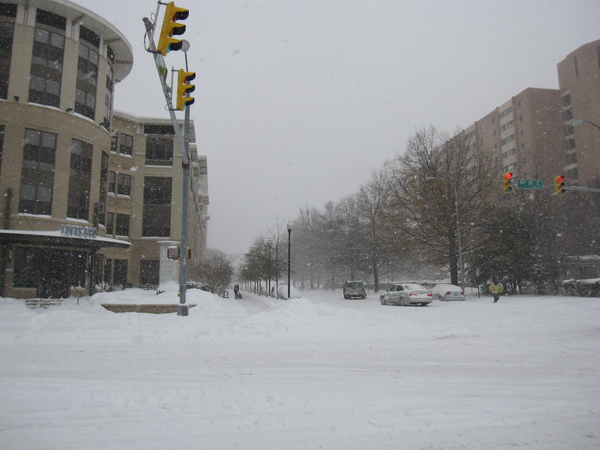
[[146, 137, 173, 166], [13, 247, 86, 291], [563, 109, 573, 122], [561, 94, 571, 108], [106, 211, 114, 235], [75, 43, 98, 119], [119, 133, 133, 155], [117, 173, 131, 196], [67, 139, 92, 220], [0, 4, 16, 100], [98, 152, 109, 226], [566, 153, 578, 164], [499, 107, 513, 119], [140, 260, 160, 285], [566, 138, 576, 151], [104, 258, 113, 283], [500, 120, 514, 132], [143, 177, 172, 237], [79, 26, 100, 48], [20, 129, 56, 215], [103, 62, 114, 128], [500, 134, 515, 147], [29, 10, 66, 108], [116, 213, 130, 236], [114, 259, 128, 285], [110, 133, 117, 152], [108, 171, 116, 193]]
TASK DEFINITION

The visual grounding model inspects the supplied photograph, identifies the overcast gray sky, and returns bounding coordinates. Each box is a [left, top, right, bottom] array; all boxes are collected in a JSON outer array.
[[75, 0, 600, 255]]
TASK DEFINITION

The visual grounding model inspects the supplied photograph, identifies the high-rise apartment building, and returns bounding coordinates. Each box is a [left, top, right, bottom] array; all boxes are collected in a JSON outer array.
[[0, 0, 208, 299], [465, 88, 564, 183], [558, 39, 600, 185]]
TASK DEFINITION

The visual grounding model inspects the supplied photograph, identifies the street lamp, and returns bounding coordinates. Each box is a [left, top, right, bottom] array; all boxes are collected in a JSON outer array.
[[287, 222, 292, 299], [567, 118, 600, 131]]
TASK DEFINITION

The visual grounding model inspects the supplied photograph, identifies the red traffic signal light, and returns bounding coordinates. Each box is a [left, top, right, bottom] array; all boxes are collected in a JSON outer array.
[[554, 175, 565, 196], [502, 172, 513, 193]]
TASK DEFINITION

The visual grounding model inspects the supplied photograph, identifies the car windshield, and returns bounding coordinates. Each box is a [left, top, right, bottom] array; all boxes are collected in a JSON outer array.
[[347, 282, 362, 287]]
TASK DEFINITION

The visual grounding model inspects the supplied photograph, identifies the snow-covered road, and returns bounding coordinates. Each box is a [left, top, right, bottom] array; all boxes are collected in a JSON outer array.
[[1, 288, 599, 449]]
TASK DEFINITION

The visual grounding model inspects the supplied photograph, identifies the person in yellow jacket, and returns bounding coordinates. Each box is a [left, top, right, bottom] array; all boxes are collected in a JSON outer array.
[[489, 281, 500, 303]]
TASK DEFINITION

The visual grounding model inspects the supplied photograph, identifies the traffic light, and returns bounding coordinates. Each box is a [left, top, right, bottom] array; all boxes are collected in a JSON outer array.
[[176, 69, 195, 110], [502, 172, 513, 194], [554, 175, 565, 196], [157, 2, 189, 56]]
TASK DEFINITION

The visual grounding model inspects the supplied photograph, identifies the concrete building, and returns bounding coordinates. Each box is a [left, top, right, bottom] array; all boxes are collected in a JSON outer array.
[[557, 39, 600, 185], [465, 88, 564, 183], [0, 0, 208, 299]]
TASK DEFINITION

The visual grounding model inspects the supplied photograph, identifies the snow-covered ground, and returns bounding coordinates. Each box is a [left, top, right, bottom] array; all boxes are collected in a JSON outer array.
[[1, 286, 599, 449]]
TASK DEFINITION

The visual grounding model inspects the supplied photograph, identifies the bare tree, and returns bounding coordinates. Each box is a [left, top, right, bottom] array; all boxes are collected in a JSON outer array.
[[385, 125, 495, 285], [198, 249, 234, 293], [356, 169, 391, 292]]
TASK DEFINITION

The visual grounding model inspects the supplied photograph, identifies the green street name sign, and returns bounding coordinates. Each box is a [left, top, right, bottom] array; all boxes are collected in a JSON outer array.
[[516, 179, 543, 190]]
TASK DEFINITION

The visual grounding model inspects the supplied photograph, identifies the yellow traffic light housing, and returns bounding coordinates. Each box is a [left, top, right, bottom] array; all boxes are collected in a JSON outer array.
[[176, 69, 195, 110], [157, 2, 189, 56], [502, 172, 513, 194], [554, 175, 565, 196]]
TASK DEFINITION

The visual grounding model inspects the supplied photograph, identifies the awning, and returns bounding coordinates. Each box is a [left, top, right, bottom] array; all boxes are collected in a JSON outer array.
[[0, 229, 131, 249]]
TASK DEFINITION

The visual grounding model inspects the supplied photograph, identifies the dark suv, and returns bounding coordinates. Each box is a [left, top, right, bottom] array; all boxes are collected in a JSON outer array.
[[343, 281, 367, 299]]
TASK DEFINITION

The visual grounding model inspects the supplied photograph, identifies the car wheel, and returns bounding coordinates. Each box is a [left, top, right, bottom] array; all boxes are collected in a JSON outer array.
[[380, 296, 387, 305]]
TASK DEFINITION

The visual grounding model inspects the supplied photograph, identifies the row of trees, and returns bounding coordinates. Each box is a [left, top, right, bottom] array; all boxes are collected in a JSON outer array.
[[236, 125, 599, 294]]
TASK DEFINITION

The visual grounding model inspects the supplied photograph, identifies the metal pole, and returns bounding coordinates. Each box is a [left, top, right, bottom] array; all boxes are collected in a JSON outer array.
[[287, 223, 292, 299], [455, 187, 464, 291], [177, 103, 190, 316]]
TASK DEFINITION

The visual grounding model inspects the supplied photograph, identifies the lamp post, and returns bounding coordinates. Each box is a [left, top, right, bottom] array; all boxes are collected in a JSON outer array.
[[567, 118, 600, 131], [287, 222, 292, 299]]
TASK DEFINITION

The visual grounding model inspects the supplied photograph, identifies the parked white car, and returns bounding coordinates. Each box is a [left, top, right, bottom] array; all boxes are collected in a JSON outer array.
[[379, 284, 433, 306], [431, 283, 465, 301]]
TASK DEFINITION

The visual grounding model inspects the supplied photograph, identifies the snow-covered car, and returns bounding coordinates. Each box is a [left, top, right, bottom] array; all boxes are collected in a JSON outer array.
[[277, 285, 302, 300], [379, 283, 433, 306], [343, 280, 367, 299], [431, 283, 465, 301]]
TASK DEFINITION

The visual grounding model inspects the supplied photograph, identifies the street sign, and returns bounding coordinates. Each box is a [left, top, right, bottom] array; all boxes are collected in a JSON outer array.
[[516, 179, 543, 190]]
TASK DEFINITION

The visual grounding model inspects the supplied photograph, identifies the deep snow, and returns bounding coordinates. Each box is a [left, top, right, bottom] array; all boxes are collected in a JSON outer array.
[[1, 286, 599, 449]]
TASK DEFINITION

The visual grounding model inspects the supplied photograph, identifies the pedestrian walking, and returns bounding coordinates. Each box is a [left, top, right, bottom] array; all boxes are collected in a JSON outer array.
[[489, 280, 500, 303]]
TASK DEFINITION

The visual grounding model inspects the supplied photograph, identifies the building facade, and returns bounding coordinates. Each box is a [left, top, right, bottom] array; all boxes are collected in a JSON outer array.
[[558, 39, 600, 185], [0, 0, 208, 299], [463, 88, 564, 183]]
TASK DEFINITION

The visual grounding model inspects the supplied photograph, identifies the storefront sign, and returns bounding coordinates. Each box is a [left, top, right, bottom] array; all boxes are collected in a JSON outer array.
[[61, 224, 98, 239]]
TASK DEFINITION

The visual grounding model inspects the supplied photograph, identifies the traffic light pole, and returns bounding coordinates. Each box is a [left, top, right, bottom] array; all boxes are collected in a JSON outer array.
[[177, 82, 191, 316], [143, 13, 190, 315]]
